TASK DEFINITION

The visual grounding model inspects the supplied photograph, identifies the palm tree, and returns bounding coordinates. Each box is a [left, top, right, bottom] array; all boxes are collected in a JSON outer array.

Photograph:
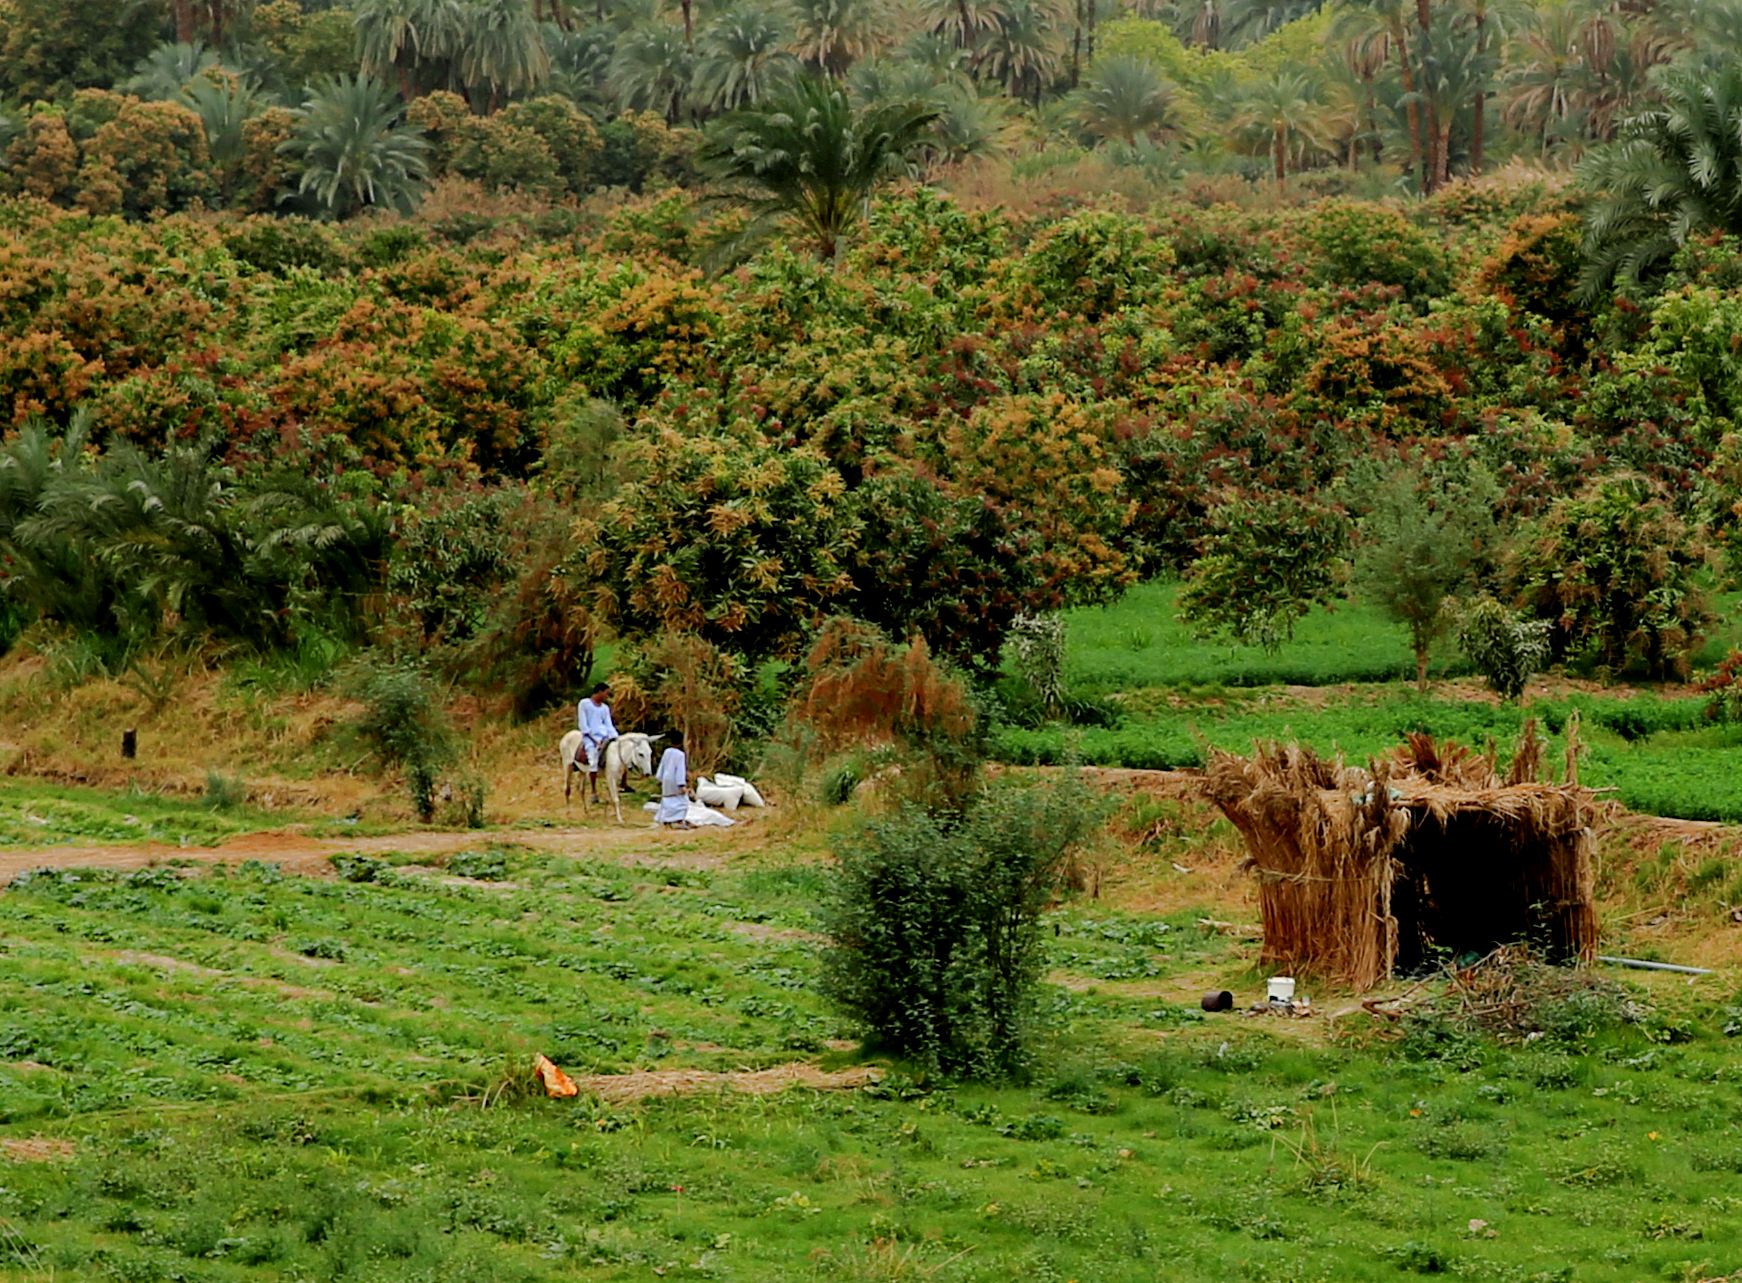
[[1332, 4, 1391, 164], [918, 0, 1008, 58], [848, 51, 969, 109], [460, 0, 553, 108], [182, 70, 263, 170], [1221, 0, 1318, 48], [124, 41, 223, 99], [1148, 0, 1224, 48], [609, 23, 696, 120], [355, 0, 468, 98], [1337, 0, 1424, 187], [925, 86, 1010, 167], [697, 75, 939, 259], [1503, 3, 1582, 154], [1579, 53, 1742, 296], [279, 74, 431, 217], [695, 8, 799, 112], [788, 0, 890, 78], [1077, 54, 1181, 146], [1233, 67, 1325, 182], [979, 0, 1063, 104]]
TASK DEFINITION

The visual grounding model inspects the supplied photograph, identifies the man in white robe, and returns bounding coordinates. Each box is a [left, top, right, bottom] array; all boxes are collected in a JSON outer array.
[[578, 683, 619, 805], [655, 733, 691, 827]]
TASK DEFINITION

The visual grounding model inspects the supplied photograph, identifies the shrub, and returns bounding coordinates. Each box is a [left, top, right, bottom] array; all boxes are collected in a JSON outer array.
[[1455, 598, 1551, 700], [578, 431, 859, 663], [1179, 492, 1349, 652], [820, 774, 1103, 1079], [1504, 472, 1710, 677], [1695, 649, 1742, 725], [1298, 201, 1451, 307], [352, 663, 455, 822], [1004, 613, 1066, 716], [203, 771, 246, 812], [1020, 209, 1176, 319]]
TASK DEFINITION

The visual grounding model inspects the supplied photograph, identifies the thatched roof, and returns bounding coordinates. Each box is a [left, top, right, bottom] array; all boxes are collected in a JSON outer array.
[[1204, 723, 1600, 990]]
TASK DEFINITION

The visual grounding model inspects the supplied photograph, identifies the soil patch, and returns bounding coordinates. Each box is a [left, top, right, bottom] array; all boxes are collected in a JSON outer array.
[[1, 1137, 74, 1163], [576, 1063, 882, 1103], [725, 921, 825, 944]]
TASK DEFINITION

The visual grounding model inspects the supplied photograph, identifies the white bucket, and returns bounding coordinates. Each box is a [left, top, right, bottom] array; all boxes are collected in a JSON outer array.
[[1266, 976, 1296, 1003]]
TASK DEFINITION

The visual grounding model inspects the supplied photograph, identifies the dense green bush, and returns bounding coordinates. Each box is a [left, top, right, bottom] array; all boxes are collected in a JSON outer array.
[[1458, 597, 1552, 701], [820, 775, 1102, 1079], [352, 663, 455, 822], [1505, 473, 1710, 676]]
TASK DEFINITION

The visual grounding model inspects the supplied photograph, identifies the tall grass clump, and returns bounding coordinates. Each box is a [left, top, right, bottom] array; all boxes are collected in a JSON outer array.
[[820, 772, 1103, 1080]]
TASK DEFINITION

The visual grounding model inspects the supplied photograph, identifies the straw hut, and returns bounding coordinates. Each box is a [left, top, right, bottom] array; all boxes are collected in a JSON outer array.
[[1204, 723, 1599, 990]]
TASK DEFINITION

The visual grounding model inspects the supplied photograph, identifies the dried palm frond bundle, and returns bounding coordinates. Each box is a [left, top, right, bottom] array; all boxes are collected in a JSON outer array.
[[1204, 720, 1599, 990]]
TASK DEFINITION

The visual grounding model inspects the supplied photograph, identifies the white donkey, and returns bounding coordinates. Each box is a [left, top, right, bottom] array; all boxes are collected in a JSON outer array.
[[559, 730, 660, 823]]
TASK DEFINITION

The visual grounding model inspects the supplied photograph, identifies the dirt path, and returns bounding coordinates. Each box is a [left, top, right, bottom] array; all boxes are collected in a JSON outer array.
[[575, 1064, 882, 1104], [0, 821, 741, 883]]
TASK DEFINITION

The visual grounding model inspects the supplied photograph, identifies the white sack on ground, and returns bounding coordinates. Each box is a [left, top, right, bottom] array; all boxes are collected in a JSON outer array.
[[714, 773, 767, 807], [696, 778, 744, 810]]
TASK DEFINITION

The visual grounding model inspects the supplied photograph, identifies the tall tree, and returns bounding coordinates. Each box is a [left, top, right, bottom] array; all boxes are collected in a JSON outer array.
[[979, 0, 1063, 104], [695, 8, 799, 112], [697, 75, 938, 259], [1338, 0, 1425, 188], [1234, 67, 1325, 182], [0, 0, 162, 101], [461, 0, 552, 108], [789, 0, 890, 77], [356, 0, 468, 99]]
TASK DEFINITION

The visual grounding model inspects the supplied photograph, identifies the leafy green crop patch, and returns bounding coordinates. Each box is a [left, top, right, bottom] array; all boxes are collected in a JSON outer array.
[[2, 849, 1739, 1282]]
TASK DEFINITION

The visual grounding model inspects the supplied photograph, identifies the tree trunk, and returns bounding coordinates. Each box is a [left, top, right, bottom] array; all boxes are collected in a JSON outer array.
[[1273, 124, 1286, 183], [681, 0, 693, 44], [957, 0, 976, 55], [1415, 0, 1442, 193], [1471, 90, 1485, 175], [208, 0, 226, 44], [1393, 26, 1425, 190], [1070, 0, 1084, 89], [1086, 0, 1098, 65], [1415, 644, 1430, 692], [173, 0, 198, 43], [1470, 1, 1488, 175]]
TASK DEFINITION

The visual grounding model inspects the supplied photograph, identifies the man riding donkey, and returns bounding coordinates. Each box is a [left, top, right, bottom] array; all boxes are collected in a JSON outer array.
[[577, 683, 620, 806]]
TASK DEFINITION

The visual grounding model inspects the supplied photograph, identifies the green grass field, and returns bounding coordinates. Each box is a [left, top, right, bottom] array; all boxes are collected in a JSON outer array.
[[1061, 583, 1742, 693], [2, 842, 1740, 1283]]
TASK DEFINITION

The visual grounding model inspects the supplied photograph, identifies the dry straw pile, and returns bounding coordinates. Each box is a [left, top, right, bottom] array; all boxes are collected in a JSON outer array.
[[1204, 720, 1599, 990]]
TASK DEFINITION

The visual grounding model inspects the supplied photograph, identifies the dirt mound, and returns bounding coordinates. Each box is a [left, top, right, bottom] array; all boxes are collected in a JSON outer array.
[[576, 1063, 882, 1103]]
